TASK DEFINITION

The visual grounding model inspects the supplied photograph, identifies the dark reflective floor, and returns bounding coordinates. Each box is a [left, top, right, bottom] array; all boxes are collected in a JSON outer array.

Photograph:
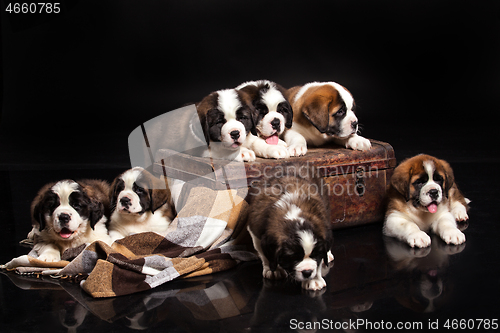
[[1, 157, 499, 332]]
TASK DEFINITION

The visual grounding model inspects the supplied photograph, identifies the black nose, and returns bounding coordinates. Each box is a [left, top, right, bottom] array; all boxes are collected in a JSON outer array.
[[351, 121, 358, 130], [58, 213, 71, 224], [302, 269, 313, 279], [120, 197, 131, 208], [428, 189, 439, 200], [230, 130, 240, 140], [271, 118, 281, 130]]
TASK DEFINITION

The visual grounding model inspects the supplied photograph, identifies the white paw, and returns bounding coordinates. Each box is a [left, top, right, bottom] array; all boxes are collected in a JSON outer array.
[[263, 266, 287, 280], [38, 252, 61, 262], [441, 228, 466, 245], [302, 276, 326, 291], [407, 231, 431, 248], [346, 136, 371, 151], [452, 204, 469, 222], [288, 144, 307, 157], [240, 148, 256, 162], [265, 145, 290, 159], [278, 139, 288, 147]]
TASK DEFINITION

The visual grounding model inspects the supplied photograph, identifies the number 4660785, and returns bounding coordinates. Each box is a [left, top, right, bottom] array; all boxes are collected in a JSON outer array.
[[5, 3, 61, 14]]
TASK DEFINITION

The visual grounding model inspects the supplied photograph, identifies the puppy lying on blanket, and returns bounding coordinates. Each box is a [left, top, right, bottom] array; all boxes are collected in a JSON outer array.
[[29, 179, 111, 262], [108, 167, 176, 242]]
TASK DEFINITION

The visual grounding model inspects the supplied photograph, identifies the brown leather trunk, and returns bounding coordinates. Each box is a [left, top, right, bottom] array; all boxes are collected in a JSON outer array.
[[153, 140, 396, 229]]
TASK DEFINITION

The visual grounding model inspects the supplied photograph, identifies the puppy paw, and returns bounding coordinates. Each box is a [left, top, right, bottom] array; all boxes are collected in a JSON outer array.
[[346, 136, 371, 151], [288, 144, 307, 157], [440, 228, 466, 245], [239, 147, 256, 162], [407, 231, 431, 248], [451, 204, 469, 222], [263, 266, 287, 280], [278, 139, 288, 147], [265, 145, 290, 159], [302, 276, 326, 291], [38, 252, 61, 262]]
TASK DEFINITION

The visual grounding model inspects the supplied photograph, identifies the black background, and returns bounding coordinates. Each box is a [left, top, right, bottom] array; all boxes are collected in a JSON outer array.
[[2, 0, 499, 169]]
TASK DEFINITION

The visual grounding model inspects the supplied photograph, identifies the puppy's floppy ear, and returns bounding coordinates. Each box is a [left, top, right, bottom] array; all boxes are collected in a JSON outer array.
[[109, 178, 123, 211], [146, 171, 171, 214], [89, 200, 104, 229], [302, 97, 330, 134], [438, 158, 455, 198], [277, 101, 293, 129], [261, 234, 279, 272], [390, 162, 413, 201], [32, 200, 46, 231], [149, 188, 170, 214], [197, 109, 211, 146]]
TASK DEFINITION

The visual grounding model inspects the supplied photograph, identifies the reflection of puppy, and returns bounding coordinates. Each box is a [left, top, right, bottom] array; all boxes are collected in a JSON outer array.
[[196, 88, 256, 161], [238, 80, 307, 158], [30, 179, 111, 262], [384, 234, 465, 313], [286, 81, 371, 151], [384, 154, 470, 248], [246, 175, 333, 290], [108, 167, 176, 242]]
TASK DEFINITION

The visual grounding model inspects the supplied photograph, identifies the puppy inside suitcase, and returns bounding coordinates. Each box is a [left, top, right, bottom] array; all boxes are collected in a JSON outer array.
[[246, 173, 334, 291]]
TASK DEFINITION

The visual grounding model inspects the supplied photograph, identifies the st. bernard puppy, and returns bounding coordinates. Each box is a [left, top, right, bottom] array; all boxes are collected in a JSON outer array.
[[30, 179, 111, 262], [196, 88, 257, 162], [246, 175, 334, 291], [383, 154, 470, 248], [286, 81, 371, 151], [108, 167, 176, 242], [237, 80, 307, 159]]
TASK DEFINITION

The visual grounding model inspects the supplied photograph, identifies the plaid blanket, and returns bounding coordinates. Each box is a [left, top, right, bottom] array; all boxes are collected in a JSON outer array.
[[1, 185, 257, 298]]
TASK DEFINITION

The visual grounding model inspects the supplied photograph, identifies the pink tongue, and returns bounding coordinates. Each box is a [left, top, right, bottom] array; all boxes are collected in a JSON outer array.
[[59, 228, 73, 239], [265, 134, 279, 145], [427, 203, 438, 213]]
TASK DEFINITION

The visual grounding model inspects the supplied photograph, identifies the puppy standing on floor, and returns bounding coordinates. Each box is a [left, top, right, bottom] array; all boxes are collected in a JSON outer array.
[[286, 81, 371, 151], [108, 167, 176, 242], [246, 175, 334, 291], [30, 179, 111, 262], [237, 80, 308, 159], [383, 154, 470, 248]]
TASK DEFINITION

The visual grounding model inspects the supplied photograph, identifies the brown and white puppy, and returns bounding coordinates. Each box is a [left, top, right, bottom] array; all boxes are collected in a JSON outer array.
[[108, 167, 176, 242], [196, 88, 257, 161], [383, 154, 470, 248], [246, 175, 334, 291], [237, 80, 307, 159], [286, 81, 371, 151], [30, 179, 111, 262]]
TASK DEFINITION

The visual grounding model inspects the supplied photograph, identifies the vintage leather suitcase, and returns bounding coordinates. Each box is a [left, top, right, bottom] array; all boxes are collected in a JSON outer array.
[[153, 140, 396, 229]]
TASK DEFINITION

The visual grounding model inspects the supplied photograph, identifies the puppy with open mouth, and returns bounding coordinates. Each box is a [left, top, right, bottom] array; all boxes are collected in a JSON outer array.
[[30, 179, 111, 262], [383, 154, 470, 248], [237, 80, 307, 159]]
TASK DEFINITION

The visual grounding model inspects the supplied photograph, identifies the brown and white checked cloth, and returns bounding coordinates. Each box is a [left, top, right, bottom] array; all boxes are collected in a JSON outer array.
[[2, 185, 257, 298]]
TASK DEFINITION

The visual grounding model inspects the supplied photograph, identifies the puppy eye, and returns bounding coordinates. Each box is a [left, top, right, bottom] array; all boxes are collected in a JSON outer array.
[[413, 177, 427, 185], [335, 108, 346, 117], [433, 174, 444, 182]]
